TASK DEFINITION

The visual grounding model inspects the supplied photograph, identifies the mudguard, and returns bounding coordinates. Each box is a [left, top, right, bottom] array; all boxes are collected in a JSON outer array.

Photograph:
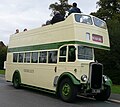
[[57, 72, 80, 85], [103, 75, 112, 87]]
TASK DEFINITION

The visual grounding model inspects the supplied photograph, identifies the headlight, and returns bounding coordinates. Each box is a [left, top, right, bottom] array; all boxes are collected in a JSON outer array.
[[103, 75, 108, 82], [81, 75, 87, 82]]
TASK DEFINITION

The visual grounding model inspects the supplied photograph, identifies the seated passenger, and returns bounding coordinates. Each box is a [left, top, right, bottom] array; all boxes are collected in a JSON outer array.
[[15, 29, 19, 34], [23, 28, 27, 32], [68, 2, 81, 15], [46, 20, 51, 25], [51, 11, 64, 24]]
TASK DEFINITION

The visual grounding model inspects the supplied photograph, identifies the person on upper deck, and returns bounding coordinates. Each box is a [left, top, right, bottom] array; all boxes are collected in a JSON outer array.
[[68, 2, 81, 15], [15, 29, 19, 34], [51, 11, 64, 24]]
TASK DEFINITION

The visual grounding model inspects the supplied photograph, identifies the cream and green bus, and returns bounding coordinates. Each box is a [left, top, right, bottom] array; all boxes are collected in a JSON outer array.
[[6, 13, 112, 102]]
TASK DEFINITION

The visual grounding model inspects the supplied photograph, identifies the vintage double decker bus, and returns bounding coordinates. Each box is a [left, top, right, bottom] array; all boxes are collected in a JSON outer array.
[[5, 13, 112, 102]]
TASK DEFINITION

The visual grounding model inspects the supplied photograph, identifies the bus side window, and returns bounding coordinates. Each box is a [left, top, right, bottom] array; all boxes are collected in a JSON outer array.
[[24, 52, 31, 63], [39, 51, 47, 63], [68, 46, 76, 62], [31, 52, 38, 63], [59, 46, 67, 62], [13, 53, 18, 62], [48, 51, 58, 63], [18, 53, 24, 63]]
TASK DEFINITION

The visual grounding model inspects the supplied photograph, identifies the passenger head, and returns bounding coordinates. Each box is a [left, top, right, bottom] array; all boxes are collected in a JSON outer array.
[[73, 2, 77, 7], [54, 11, 60, 15], [15, 29, 19, 34], [23, 28, 27, 32]]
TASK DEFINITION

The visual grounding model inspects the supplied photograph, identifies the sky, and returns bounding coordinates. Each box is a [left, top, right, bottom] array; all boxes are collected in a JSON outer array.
[[0, 0, 99, 45]]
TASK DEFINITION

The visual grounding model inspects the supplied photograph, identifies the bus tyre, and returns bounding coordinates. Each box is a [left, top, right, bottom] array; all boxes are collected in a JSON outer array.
[[59, 78, 77, 102], [13, 72, 21, 89], [94, 86, 111, 101]]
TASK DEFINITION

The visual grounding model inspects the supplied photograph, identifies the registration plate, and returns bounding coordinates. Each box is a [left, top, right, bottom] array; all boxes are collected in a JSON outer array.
[[92, 89, 100, 93]]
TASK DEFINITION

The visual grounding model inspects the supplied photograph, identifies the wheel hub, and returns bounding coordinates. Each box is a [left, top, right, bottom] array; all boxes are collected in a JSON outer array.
[[62, 84, 70, 96]]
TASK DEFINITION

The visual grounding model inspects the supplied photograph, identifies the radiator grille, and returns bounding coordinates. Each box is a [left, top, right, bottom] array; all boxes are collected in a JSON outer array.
[[90, 63, 103, 89]]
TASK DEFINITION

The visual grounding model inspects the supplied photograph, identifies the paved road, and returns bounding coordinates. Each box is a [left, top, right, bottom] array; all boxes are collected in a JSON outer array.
[[0, 75, 120, 107], [110, 93, 120, 101]]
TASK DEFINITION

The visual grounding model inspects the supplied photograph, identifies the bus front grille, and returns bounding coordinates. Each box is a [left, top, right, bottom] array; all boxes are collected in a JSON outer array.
[[90, 63, 103, 89]]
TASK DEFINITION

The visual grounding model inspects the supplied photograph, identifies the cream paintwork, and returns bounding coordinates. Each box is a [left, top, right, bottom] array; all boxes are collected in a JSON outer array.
[[6, 13, 109, 91]]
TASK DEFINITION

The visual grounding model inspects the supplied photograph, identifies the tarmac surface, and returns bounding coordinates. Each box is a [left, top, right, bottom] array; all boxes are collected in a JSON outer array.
[[0, 74, 120, 104], [109, 93, 120, 103]]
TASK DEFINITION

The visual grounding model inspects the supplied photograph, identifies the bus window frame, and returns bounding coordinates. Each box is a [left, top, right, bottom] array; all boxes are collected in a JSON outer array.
[[59, 45, 77, 63], [59, 45, 67, 63], [18, 53, 24, 63], [74, 14, 93, 25], [39, 51, 47, 63], [31, 52, 38, 63], [68, 45, 76, 62], [13, 53, 18, 63], [77, 45, 94, 61], [48, 50, 58, 64], [93, 17, 107, 29], [24, 52, 31, 63]]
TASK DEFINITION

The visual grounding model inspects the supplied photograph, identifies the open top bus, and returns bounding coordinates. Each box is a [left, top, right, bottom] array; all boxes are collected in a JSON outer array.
[[6, 13, 112, 102]]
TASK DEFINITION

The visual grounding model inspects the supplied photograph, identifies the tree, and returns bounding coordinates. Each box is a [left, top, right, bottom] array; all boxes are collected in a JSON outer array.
[[0, 41, 7, 70], [95, 20, 120, 84], [92, 0, 120, 84], [49, 0, 72, 16], [92, 0, 120, 21]]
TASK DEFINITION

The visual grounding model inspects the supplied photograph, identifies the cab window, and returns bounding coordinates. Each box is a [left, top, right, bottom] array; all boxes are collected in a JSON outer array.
[[78, 46, 93, 60], [59, 46, 67, 62], [68, 46, 76, 62]]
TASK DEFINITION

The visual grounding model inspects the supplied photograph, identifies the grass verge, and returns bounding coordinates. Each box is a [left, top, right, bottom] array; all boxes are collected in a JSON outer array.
[[0, 70, 5, 75], [112, 85, 120, 94]]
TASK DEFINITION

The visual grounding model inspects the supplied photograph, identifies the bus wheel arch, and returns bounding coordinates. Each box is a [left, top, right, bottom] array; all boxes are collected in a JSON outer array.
[[12, 70, 21, 89], [56, 72, 80, 102]]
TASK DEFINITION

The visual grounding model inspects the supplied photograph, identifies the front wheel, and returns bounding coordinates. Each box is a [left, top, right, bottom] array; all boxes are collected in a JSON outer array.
[[13, 72, 21, 89], [59, 78, 77, 102], [94, 86, 111, 101]]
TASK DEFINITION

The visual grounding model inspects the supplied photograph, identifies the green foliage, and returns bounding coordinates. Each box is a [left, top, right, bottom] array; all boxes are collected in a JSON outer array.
[[0, 70, 5, 75], [112, 85, 120, 94], [92, 0, 120, 20], [49, 0, 71, 16], [95, 22, 120, 84], [93, 0, 120, 85], [0, 45, 7, 70]]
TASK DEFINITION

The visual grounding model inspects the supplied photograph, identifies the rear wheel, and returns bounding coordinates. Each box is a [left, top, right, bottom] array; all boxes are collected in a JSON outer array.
[[13, 72, 21, 89], [94, 86, 111, 101], [59, 78, 77, 102]]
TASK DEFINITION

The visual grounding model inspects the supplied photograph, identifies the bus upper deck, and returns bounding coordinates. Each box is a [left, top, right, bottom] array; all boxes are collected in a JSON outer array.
[[8, 13, 110, 53]]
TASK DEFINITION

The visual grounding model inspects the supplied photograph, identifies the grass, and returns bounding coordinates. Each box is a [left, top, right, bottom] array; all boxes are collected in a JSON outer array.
[[0, 70, 5, 75], [112, 85, 120, 94]]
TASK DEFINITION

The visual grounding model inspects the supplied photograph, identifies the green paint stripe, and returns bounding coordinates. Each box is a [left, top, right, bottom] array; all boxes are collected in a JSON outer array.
[[8, 41, 110, 52]]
